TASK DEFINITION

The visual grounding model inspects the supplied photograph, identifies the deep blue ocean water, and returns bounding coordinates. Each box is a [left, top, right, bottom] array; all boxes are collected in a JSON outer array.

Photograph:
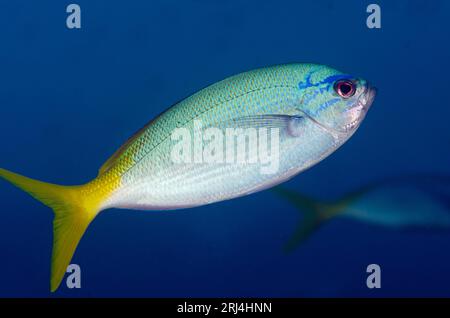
[[0, 0, 449, 297]]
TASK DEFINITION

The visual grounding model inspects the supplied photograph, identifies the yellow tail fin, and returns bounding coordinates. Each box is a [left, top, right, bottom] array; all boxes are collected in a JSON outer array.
[[0, 168, 100, 292]]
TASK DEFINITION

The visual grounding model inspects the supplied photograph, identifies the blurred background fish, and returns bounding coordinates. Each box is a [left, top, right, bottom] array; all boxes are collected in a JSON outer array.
[[274, 175, 450, 252]]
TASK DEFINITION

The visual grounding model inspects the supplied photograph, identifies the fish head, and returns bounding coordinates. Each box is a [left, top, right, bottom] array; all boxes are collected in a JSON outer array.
[[297, 65, 376, 136]]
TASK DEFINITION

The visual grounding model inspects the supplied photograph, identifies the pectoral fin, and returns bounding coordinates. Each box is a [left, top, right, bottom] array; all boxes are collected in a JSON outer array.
[[213, 114, 307, 138]]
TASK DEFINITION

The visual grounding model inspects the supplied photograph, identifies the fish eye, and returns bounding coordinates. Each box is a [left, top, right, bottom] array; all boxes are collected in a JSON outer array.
[[334, 80, 356, 99]]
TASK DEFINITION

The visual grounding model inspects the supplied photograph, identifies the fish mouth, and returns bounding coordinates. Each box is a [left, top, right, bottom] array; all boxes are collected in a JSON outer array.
[[340, 84, 377, 133], [359, 84, 377, 111]]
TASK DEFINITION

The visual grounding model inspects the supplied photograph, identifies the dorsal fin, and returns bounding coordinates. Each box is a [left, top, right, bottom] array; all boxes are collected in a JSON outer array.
[[98, 119, 154, 175]]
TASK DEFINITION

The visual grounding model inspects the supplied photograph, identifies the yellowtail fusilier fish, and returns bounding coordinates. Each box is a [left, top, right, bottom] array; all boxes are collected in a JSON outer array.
[[0, 63, 376, 291], [274, 175, 450, 252]]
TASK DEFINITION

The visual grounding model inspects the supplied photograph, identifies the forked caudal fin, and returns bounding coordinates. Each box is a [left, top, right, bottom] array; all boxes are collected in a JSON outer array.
[[0, 168, 104, 292], [272, 187, 343, 253]]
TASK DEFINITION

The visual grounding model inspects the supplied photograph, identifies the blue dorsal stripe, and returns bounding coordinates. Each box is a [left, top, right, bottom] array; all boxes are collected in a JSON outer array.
[[321, 74, 352, 84], [298, 72, 352, 90]]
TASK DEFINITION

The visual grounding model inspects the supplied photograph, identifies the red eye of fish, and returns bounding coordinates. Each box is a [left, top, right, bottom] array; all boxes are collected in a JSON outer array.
[[334, 80, 356, 98]]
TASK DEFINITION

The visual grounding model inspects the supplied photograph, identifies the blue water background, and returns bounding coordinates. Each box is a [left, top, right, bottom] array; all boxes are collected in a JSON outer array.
[[0, 0, 449, 297]]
